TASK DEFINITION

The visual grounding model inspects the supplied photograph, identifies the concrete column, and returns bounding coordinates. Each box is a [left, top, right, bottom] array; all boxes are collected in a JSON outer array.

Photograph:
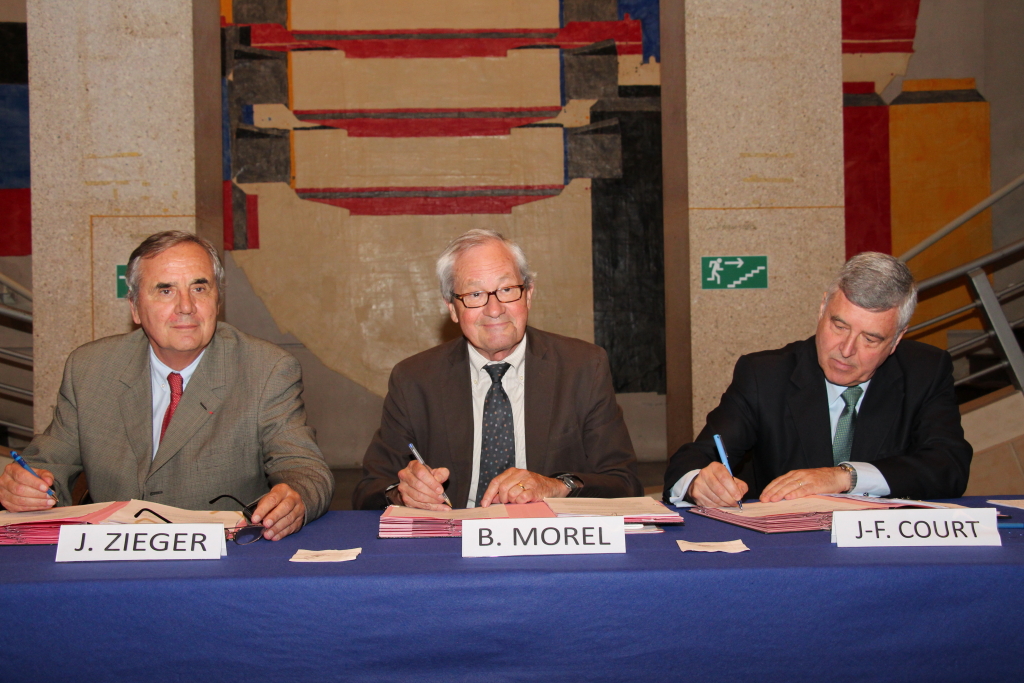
[[27, 0, 221, 430], [678, 1, 846, 437]]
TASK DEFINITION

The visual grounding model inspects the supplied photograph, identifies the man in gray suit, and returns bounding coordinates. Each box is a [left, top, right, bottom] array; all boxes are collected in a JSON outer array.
[[0, 231, 333, 540], [354, 229, 642, 510]]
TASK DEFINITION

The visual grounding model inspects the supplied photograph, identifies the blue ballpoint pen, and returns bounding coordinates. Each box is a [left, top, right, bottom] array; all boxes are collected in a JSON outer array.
[[998, 523, 1024, 529], [712, 434, 742, 509], [10, 450, 59, 504], [408, 443, 453, 508]]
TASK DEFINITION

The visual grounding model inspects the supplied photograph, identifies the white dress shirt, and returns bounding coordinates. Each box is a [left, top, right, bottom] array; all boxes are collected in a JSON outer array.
[[149, 347, 205, 459], [668, 377, 890, 506], [464, 337, 527, 507]]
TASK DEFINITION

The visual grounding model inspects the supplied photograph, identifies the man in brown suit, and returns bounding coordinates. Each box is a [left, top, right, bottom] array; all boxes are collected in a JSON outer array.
[[354, 229, 641, 510], [0, 231, 333, 540]]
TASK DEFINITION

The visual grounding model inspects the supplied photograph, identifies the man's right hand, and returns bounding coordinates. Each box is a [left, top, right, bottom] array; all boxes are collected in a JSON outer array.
[[394, 460, 451, 511], [0, 460, 57, 511], [688, 461, 749, 508]]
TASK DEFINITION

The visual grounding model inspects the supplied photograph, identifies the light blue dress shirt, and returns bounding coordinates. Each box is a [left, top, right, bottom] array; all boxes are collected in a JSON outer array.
[[668, 378, 891, 505]]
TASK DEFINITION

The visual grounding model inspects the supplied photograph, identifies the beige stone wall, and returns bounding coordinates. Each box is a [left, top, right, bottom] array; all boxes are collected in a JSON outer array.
[[685, 1, 846, 434], [27, 0, 220, 430]]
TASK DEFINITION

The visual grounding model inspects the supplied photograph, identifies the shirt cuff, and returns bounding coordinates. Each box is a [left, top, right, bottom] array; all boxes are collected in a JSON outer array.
[[667, 470, 702, 507], [847, 461, 890, 497]]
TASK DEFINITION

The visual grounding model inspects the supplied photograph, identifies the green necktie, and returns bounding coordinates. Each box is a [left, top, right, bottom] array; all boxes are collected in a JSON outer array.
[[832, 385, 863, 465]]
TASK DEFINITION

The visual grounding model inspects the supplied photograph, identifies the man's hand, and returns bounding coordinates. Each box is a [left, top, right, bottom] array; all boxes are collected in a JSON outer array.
[[688, 461, 749, 508], [395, 460, 451, 511], [0, 461, 57, 512], [249, 483, 306, 541], [760, 466, 851, 503], [479, 468, 567, 507]]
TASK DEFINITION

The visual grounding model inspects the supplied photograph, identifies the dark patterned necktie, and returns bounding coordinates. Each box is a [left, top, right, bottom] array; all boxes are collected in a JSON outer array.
[[160, 372, 183, 443], [476, 363, 514, 505], [832, 385, 863, 465]]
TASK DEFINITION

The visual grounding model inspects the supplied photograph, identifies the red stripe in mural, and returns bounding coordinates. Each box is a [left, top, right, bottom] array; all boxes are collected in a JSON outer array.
[[843, 102, 891, 257], [842, 0, 921, 41], [222, 180, 234, 251], [245, 192, 260, 249], [303, 194, 557, 215], [0, 188, 31, 256]]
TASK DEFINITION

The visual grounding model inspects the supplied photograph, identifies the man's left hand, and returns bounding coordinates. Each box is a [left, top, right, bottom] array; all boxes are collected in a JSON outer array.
[[760, 466, 851, 503], [250, 483, 306, 541], [479, 468, 568, 507]]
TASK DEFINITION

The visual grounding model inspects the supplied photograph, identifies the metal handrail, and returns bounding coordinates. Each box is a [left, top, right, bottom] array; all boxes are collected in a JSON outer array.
[[0, 271, 31, 302], [907, 279, 1024, 334], [0, 382, 32, 399], [915, 236, 1024, 292], [900, 170, 1024, 263], [0, 348, 32, 365], [0, 418, 32, 436], [0, 303, 31, 324]]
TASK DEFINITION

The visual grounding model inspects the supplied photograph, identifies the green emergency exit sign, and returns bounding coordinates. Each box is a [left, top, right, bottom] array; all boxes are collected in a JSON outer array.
[[116, 265, 128, 298], [701, 256, 768, 289]]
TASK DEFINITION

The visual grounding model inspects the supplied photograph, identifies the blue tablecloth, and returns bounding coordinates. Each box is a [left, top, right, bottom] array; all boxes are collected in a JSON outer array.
[[2, 497, 1022, 682]]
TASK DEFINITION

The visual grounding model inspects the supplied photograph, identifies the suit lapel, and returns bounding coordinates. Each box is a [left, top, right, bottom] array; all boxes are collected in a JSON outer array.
[[117, 332, 156, 491], [786, 340, 833, 469], [851, 353, 903, 461], [441, 340, 474, 505], [149, 332, 227, 477], [523, 328, 554, 472]]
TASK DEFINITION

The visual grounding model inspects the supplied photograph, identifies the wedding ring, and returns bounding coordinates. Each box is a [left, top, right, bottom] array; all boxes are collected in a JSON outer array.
[[515, 482, 527, 491]]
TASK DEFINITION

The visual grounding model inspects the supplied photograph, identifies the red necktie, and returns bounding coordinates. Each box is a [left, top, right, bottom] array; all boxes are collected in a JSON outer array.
[[160, 372, 183, 443]]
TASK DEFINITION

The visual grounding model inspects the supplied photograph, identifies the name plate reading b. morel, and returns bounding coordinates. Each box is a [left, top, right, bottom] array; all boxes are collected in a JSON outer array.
[[462, 517, 626, 557], [56, 524, 225, 562], [833, 508, 1000, 547]]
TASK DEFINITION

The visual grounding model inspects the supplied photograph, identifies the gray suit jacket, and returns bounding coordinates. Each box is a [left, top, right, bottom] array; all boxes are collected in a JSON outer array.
[[20, 323, 334, 519], [354, 327, 642, 509]]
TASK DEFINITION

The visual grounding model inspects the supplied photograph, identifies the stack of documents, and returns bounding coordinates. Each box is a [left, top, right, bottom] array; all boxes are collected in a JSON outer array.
[[379, 502, 554, 538], [0, 501, 129, 544], [0, 500, 246, 545], [690, 494, 962, 534], [379, 497, 684, 538], [544, 497, 684, 526]]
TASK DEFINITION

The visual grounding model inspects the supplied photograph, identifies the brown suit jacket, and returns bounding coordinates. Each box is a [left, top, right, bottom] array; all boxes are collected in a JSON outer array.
[[353, 327, 642, 509], [19, 323, 334, 519]]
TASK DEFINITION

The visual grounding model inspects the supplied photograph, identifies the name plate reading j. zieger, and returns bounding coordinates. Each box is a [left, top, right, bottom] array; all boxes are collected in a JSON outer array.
[[832, 508, 1000, 548], [462, 517, 626, 558], [55, 524, 226, 562]]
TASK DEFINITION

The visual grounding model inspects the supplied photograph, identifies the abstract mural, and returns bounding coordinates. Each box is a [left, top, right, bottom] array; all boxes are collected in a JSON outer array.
[[0, 19, 30, 256], [220, 0, 664, 396]]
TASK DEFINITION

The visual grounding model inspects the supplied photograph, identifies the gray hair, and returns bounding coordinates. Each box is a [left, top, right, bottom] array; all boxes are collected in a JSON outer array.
[[825, 252, 917, 332], [436, 229, 535, 303], [125, 230, 225, 305]]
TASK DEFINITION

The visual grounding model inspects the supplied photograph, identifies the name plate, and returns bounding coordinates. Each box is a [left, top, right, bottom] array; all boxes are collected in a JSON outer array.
[[832, 508, 1000, 547], [56, 524, 226, 562], [462, 517, 626, 557]]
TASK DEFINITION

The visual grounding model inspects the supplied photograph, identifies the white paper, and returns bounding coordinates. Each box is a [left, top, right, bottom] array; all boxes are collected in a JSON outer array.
[[676, 539, 749, 553], [289, 548, 362, 562], [55, 523, 225, 561], [462, 517, 626, 557], [833, 508, 1000, 547], [987, 499, 1024, 511]]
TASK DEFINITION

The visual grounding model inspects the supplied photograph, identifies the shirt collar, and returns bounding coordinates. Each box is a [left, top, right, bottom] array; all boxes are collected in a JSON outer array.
[[467, 334, 528, 376], [826, 377, 870, 406], [149, 345, 206, 388]]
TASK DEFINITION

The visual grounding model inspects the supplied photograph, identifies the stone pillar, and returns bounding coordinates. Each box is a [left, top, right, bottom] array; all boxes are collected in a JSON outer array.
[[27, 0, 221, 430], [670, 1, 846, 441]]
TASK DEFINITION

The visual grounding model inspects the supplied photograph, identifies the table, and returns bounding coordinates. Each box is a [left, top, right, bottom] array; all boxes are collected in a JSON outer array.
[[2, 497, 1022, 682]]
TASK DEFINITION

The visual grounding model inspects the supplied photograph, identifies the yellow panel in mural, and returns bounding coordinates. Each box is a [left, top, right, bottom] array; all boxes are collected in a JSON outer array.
[[292, 127, 565, 189], [289, 0, 560, 31], [890, 78, 992, 348], [290, 49, 561, 112], [231, 180, 593, 397]]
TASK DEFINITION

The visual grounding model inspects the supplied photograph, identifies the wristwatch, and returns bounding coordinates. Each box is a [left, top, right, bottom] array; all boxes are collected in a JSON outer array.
[[837, 462, 857, 493], [555, 473, 584, 497]]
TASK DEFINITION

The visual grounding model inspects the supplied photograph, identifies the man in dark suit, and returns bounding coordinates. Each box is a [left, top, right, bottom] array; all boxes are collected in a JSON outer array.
[[354, 229, 641, 510], [0, 231, 333, 540], [665, 252, 972, 507]]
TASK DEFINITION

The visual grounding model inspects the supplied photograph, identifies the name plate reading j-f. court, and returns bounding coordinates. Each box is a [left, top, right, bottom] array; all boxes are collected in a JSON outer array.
[[832, 508, 1000, 548], [55, 524, 226, 562], [462, 517, 626, 558]]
